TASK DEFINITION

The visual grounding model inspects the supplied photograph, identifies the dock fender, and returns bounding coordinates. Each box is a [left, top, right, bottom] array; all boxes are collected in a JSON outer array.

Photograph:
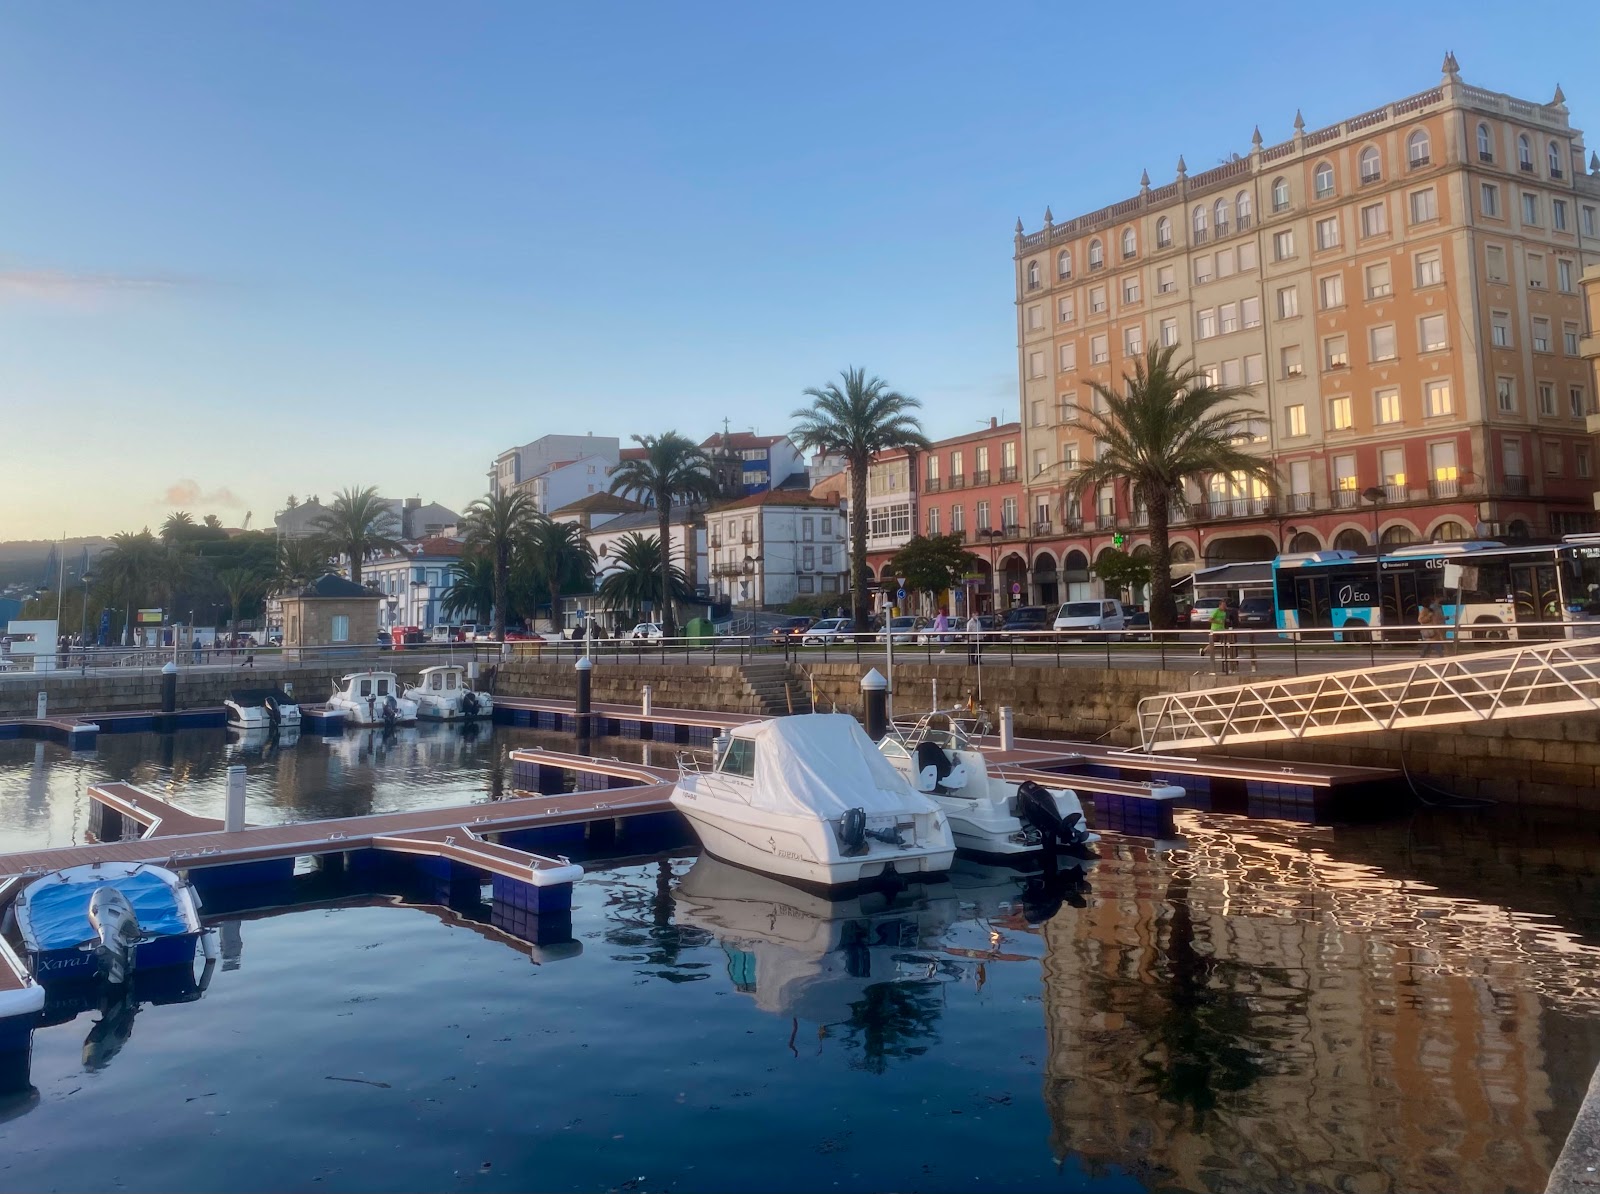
[[528, 863, 585, 887]]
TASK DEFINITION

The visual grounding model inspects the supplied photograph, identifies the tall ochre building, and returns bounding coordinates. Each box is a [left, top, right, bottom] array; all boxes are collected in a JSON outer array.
[[1011, 54, 1600, 601]]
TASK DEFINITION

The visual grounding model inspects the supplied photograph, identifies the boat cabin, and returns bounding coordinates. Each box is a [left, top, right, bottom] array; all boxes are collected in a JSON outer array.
[[417, 665, 465, 694], [347, 672, 399, 700]]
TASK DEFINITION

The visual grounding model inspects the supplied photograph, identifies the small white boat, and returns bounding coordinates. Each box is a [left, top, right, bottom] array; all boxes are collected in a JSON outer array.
[[9, 862, 212, 986], [878, 711, 1097, 856], [670, 714, 955, 889], [402, 665, 493, 722], [223, 686, 301, 730], [327, 672, 419, 727]]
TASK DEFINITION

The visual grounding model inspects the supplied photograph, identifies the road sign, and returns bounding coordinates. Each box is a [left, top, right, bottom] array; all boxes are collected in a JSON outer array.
[[896, 588, 906, 602], [1011, 583, 1021, 595]]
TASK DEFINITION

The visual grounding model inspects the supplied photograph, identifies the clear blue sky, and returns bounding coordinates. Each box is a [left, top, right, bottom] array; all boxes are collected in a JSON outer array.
[[2, 2, 1593, 538]]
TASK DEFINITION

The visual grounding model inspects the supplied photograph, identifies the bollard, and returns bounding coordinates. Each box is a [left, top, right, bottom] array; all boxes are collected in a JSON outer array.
[[575, 654, 593, 741], [641, 683, 653, 716], [861, 668, 888, 741], [36, 692, 46, 719], [224, 765, 247, 833], [999, 705, 1015, 751], [160, 660, 178, 731]]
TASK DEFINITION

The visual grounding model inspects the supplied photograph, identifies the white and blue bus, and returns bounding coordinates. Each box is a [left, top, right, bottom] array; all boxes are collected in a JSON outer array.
[[1271, 539, 1600, 641]]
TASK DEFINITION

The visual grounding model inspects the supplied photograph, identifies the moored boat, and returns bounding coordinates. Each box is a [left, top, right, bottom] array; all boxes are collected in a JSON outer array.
[[670, 714, 955, 889], [402, 665, 493, 722], [223, 686, 301, 730], [327, 672, 419, 727]]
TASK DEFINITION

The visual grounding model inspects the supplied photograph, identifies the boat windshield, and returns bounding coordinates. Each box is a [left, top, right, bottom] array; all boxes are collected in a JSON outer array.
[[903, 714, 974, 753], [718, 736, 756, 778], [878, 733, 912, 760]]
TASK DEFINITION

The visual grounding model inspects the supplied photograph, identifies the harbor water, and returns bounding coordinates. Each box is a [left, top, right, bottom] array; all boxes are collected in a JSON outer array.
[[3, 724, 1600, 1192]]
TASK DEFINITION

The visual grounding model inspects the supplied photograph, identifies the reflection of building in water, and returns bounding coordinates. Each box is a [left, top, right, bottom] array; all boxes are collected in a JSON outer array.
[[1040, 813, 1600, 1193]]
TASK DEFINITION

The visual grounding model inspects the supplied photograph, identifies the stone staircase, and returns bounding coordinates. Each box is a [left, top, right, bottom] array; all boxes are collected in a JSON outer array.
[[739, 661, 814, 717]]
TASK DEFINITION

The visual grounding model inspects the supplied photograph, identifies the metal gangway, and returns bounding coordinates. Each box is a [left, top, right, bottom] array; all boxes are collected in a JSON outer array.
[[1136, 638, 1600, 752]]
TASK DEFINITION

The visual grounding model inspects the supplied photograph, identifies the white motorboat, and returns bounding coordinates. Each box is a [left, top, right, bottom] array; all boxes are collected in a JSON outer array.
[[878, 711, 1097, 856], [223, 686, 301, 730], [326, 671, 419, 727], [670, 714, 955, 888], [401, 665, 493, 722]]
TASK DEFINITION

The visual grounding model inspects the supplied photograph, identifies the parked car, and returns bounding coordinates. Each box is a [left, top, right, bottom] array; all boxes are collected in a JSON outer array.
[[880, 615, 929, 644], [1052, 599, 1128, 639], [1235, 595, 1276, 631], [801, 617, 855, 646], [1187, 597, 1225, 628], [628, 623, 665, 642], [767, 616, 814, 644], [1001, 606, 1052, 636], [1124, 610, 1152, 640]]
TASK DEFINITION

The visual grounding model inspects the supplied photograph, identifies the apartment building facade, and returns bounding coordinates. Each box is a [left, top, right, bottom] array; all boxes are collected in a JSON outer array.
[[706, 491, 847, 609], [1014, 56, 1600, 602]]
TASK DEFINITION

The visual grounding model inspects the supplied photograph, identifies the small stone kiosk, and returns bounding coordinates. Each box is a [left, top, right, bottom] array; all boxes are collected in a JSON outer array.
[[279, 573, 381, 658]]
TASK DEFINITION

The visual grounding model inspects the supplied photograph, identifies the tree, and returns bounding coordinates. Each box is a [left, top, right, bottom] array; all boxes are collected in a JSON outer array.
[[160, 511, 196, 542], [440, 556, 495, 624], [886, 534, 979, 605], [608, 433, 715, 636], [1070, 345, 1268, 629], [525, 518, 597, 630], [1091, 548, 1152, 603], [792, 367, 928, 632], [96, 530, 161, 642], [596, 533, 693, 627], [202, 514, 223, 530], [275, 538, 330, 590], [284, 494, 299, 510], [308, 486, 401, 586], [460, 491, 538, 640], [215, 567, 265, 628]]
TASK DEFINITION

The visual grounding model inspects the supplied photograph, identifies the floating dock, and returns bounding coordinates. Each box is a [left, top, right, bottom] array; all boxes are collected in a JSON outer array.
[[0, 703, 345, 746]]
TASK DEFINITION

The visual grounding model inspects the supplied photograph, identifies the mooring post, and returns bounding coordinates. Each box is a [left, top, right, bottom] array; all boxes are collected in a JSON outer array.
[[575, 654, 593, 742], [225, 764, 247, 833], [861, 668, 888, 741], [35, 691, 46, 719], [159, 660, 177, 731], [641, 683, 653, 716], [999, 705, 1015, 751]]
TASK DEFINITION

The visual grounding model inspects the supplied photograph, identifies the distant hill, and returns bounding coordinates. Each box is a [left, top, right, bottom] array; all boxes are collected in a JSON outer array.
[[0, 538, 109, 592]]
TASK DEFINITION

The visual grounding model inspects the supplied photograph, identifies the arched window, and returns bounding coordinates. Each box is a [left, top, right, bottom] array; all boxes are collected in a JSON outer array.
[[1518, 134, 1533, 170], [1431, 520, 1470, 542], [1408, 129, 1431, 167], [1288, 531, 1321, 553], [1477, 123, 1493, 161], [1156, 216, 1172, 248], [1332, 529, 1367, 552], [1213, 198, 1229, 235], [1271, 177, 1290, 212], [1236, 190, 1252, 225], [1088, 238, 1103, 268], [1314, 161, 1334, 198], [1358, 146, 1381, 183], [1169, 542, 1195, 564], [1549, 139, 1563, 176], [1192, 205, 1207, 237], [1380, 524, 1417, 546], [1026, 260, 1039, 287], [1057, 249, 1072, 278], [1121, 227, 1136, 258]]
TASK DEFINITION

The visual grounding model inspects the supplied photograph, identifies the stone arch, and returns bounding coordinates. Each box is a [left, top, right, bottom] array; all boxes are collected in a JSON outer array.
[[1062, 549, 1092, 600], [1427, 516, 1473, 542], [1203, 533, 1277, 564], [998, 552, 1029, 609], [1032, 550, 1060, 607], [1332, 527, 1368, 552], [1168, 540, 1197, 564], [1379, 521, 1419, 546], [1287, 530, 1322, 553]]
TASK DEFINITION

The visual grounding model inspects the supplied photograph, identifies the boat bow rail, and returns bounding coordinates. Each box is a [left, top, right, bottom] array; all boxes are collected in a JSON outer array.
[[1137, 638, 1600, 752]]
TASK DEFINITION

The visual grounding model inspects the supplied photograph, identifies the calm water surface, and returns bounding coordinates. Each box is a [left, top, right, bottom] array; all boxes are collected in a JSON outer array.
[[2, 725, 1600, 1193]]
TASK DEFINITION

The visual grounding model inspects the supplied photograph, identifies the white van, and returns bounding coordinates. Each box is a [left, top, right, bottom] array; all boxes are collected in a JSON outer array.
[[1052, 599, 1128, 639]]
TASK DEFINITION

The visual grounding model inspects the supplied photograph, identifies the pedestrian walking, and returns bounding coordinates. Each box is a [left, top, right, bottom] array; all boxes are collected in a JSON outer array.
[[1208, 601, 1232, 674], [1224, 595, 1257, 672], [191, 634, 202, 665], [1418, 596, 1444, 658], [966, 612, 982, 665], [932, 608, 950, 646]]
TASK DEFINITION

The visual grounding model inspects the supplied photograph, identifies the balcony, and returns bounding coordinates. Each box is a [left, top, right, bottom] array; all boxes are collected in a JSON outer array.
[[1063, 517, 1084, 533], [1236, 213, 1252, 232], [1479, 151, 1495, 163], [947, 475, 967, 491], [1284, 492, 1316, 513], [999, 466, 1018, 483], [1428, 478, 1462, 499], [1380, 483, 1407, 503], [1502, 474, 1531, 497], [1033, 520, 1053, 536], [1410, 154, 1431, 168], [1192, 229, 1208, 246], [972, 469, 992, 486], [1333, 489, 1361, 509], [923, 477, 941, 494], [1095, 514, 1117, 530], [740, 533, 753, 545], [709, 536, 721, 549], [1520, 161, 1535, 173], [1551, 166, 1564, 179]]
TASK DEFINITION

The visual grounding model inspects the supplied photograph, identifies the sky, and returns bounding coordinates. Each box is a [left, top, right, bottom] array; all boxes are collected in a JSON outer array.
[[2, 1, 1595, 540]]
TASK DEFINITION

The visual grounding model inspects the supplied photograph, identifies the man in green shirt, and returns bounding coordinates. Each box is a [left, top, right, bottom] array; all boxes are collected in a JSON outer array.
[[1209, 601, 1232, 674]]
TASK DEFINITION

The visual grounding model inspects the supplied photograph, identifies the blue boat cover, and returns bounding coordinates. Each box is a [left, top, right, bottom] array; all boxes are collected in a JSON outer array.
[[25, 870, 190, 952]]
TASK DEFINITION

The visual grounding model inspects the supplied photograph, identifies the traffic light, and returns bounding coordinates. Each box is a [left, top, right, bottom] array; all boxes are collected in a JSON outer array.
[[1112, 532, 1125, 548]]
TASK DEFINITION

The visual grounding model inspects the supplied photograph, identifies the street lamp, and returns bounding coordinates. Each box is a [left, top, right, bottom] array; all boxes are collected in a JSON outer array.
[[1362, 485, 1388, 632], [78, 572, 94, 648], [977, 528, 1005, 613], [742, 555, 764, 639]]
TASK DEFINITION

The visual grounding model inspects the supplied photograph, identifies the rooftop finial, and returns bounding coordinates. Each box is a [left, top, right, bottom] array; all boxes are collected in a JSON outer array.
[[1552, 83, 1567, 107], [1591, 150, 1599, 174], [1043, 206, 1053, 224], [1442, 50, 1460, 76], [1139, 168, 1150, 188], [1251, 125, 1263, 148], [1293, 109, 1305, 133], [1175, 154, 1187, 176], [1014, 217, 1023, 234]]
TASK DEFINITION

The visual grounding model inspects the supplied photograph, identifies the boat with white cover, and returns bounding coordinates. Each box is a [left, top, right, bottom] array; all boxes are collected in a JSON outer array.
[[878, 711, 1098, 856], [402, 665, 493, 722], [670, 714, 955, 888], [327, 671, 419, 727], [223, 686, 301, 730], [8, 862, 215, 986]]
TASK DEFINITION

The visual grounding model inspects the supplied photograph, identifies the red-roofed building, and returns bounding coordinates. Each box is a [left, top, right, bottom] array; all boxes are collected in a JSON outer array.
[[701, 430, 805, 496], [365, 536, 467, 632]]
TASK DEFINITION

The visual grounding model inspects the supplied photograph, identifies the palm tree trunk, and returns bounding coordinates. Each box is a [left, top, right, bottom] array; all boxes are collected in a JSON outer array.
[[492, 544, 508, 641], [349, 540, 362, 586], [849, 456, 870, 632], [656, 494, 677, 637], [1148, 491, 1177, 630]]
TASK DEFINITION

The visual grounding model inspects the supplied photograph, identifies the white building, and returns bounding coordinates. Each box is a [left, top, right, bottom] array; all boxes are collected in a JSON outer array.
[[492, 433, 620, 498], [707, 491, 847, 609], [274, 496, 459, 543], [365, 537, 465, 631], [587, 506, 707, 593], [516, 452, 615, 515]]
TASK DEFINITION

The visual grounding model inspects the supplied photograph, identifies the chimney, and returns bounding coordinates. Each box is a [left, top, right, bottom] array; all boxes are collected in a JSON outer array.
[[990, 417, 998, 430]]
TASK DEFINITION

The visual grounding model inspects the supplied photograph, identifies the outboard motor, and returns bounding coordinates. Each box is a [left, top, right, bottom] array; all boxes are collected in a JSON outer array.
[[87, 886, 142, 986], [382, 696, 398, 728], [1020, 863, 1090, 924], [264, 695, 281, 728], [836, 807, 868, 857], [1017, 781, 1093, 852], [461, 691, 480, 718]]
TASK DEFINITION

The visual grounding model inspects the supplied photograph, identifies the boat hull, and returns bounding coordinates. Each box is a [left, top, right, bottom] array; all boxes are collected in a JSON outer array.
[[29, 932, 201, 984]]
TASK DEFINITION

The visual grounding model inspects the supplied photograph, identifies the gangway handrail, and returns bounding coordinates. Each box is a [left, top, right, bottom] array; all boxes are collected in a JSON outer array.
[[1137, 638, 1600, 752]]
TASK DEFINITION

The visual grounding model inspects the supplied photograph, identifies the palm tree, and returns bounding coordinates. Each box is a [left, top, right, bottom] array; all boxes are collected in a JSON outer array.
[[96, 529, 161, 643], [597, 533, 693, 627], [308, 486, 401, 585], [460, 491, 538, 640], [440, 555, 496, 624], [275, 537, 330, 591], [1070, 344, 1269, 629], [202, 514, 223, 530], [525, 518, 597, 630], [215, 567, 265, 629], [160, 511, 195, 541], [792, 367, 928, 631], [608, 434, 714, 636]]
